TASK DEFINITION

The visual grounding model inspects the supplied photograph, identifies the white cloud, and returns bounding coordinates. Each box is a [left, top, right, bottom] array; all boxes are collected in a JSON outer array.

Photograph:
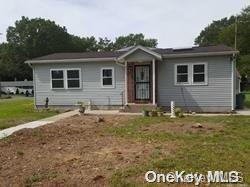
[[0, 0, 249, 47]]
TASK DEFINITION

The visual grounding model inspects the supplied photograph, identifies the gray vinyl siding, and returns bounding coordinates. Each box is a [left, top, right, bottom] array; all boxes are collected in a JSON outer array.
[[157, 56, 232, 111], [33, 61, 124, 107], [125, 50, 155, 62]]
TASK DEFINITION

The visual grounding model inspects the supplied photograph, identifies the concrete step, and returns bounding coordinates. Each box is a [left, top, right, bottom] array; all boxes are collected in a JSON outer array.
[[122, 104, 157, 113]]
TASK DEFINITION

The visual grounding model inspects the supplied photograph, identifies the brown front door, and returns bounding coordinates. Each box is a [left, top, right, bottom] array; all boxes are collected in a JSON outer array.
[[134, 65, 151, 100]]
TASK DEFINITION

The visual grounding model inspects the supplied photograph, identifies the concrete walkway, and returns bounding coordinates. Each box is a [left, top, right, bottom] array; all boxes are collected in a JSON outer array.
[[235, 109, 250, 115], [0, 110, 79, 139], [85, 110, 140, 115], [1, 109, 250, 140], [85, 109, 250, 116]]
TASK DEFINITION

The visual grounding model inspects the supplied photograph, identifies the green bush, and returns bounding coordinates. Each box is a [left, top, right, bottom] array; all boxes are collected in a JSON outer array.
[[175, 107, 184, 118]]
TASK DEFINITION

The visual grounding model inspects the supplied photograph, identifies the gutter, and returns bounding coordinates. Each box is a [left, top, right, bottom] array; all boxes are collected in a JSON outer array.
[[25, 50, 239, 64], [25, 57, 116, 64], [162, 51, 239, 58]]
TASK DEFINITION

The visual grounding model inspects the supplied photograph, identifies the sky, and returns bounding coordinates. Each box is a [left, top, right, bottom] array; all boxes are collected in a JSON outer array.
[[0, 0, 249, 48]]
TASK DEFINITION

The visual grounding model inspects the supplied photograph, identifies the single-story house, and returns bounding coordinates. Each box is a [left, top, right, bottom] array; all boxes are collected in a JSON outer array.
[[0, 80, 33, 94], [25, 45, 239, 112]]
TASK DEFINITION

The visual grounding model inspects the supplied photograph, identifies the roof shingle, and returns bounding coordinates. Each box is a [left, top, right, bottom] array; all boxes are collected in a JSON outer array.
[[29, 45, 236, 61]]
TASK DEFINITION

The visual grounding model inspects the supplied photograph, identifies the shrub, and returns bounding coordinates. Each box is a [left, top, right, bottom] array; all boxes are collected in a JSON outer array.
[[175, 107, 184, 118]]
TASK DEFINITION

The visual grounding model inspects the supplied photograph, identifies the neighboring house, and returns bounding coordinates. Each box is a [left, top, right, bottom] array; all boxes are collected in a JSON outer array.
[[0, 81, 33, 94], [25, 45, 239, 112]]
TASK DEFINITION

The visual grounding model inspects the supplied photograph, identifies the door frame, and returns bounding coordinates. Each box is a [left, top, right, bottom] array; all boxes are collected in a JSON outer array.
[[134, 64, 151, 101]]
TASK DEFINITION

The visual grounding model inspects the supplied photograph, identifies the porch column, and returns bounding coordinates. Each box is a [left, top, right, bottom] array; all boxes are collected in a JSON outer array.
[[124, 61, 128, 105], [152, 59, 156, 105]]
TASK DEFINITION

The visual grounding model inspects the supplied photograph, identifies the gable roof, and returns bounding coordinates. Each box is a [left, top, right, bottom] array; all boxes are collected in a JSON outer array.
[[25, 45, 238, 64], [117, 45, 162, 61]]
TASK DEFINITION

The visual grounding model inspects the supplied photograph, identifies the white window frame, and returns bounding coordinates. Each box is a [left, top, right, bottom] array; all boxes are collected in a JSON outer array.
[[66, 68, 82, 89], [50, 69, 65, 89], [174, 64, 191, 85], [101, 67, 115, 88], [191, 63, 208, 85], [174, 62, 208, 86], [50, 68, 82, 90]]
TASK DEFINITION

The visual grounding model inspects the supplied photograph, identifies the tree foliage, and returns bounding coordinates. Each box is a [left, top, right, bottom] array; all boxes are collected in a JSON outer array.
[[0, 17, 157, 81], [195, 6, 250, 76], [113, 33, 157, 50]]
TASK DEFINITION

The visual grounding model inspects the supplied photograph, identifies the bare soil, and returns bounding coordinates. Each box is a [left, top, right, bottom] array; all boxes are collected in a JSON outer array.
[[0, 115, 224, 186], [0, 115, 175, 186], [141, 121, 224, 134]]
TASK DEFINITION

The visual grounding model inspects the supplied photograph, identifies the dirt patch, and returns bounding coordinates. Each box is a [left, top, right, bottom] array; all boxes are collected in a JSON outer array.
[[0, 115, 176, 186], [141, 121, 224, 134]]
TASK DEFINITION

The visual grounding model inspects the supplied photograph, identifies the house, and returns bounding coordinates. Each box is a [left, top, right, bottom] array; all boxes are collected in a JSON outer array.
[[0, 80, 33, 94], [25, 45, 239, 112]]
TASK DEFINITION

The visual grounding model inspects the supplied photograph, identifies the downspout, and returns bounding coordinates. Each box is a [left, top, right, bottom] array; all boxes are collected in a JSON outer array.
[[27, 62, 37, 109], [231, 54, 236, 111]]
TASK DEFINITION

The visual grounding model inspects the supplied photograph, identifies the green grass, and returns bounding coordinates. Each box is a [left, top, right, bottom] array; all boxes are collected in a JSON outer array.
[[243, 91, 250, 108], [0, 97, 59, 130], [107, 116, 250, 186]]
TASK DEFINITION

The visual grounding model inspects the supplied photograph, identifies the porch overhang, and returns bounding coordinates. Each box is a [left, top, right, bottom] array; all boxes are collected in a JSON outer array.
[[117, 45, 162, 62]]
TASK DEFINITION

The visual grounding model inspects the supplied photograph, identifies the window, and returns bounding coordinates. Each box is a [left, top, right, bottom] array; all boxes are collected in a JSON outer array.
[[175, 63, 207, 86], [51, 69, 81, 89], [51, 70, 64, 89], [67, 69, 80, 88], [176, 65, 189, 84], [193, 64, 206, 84], [101, 68, 114, 88]]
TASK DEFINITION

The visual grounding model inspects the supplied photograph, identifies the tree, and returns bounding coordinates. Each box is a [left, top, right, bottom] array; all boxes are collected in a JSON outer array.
[[96, 33, 158, 51], [113, 33, 157, 50], [97, 37, 114, 51], [0, 17, 96, 81], [195, 6, 250, 79], [0, 17, 158, 81]]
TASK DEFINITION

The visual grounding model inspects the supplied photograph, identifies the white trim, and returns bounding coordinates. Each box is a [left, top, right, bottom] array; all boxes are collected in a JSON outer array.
[[124, 61, 128, 105], [50, 68, 82, 90], [32, 65, 37, 109], [50, 69, 65, 90], [174, 64, 191, 85], [101, 67, 115, 89], [191, 63, 208, 85], [66, 68, 82, 89], [25, 50, 239, 65], [152, 59, 156, 105], [25, 57, 116, 64], [231, 58, 236, 110], [174, 62, 208, 86], [163, 51, 239, 59], [117, 45, 162, 61]]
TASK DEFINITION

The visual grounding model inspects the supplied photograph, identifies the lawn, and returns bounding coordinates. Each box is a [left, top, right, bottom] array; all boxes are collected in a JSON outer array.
[[244, 91, 250, 108], [0, 97, 59, 130], [0, 115, 249, 186], [107, 116, 250, 186]]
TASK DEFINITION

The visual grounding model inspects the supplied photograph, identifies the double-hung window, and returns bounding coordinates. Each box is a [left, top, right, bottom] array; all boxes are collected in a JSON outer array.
[[67, 69, 81, 88], [51, 70, 64, 89], [192, 64, 207, 84], [101, 68, 114, 88], [51, 69, 81, 89], [175, 64, 189, 85], [175, 63, 207, 85]]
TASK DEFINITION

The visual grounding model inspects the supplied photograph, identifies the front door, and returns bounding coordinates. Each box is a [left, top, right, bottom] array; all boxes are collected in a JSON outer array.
[[135, 65, 150, 100]]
